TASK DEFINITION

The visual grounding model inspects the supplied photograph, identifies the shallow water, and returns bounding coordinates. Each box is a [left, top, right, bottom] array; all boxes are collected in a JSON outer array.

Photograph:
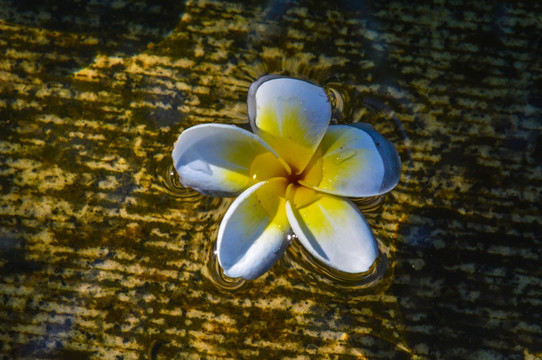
[[1, 0, 541, 359]]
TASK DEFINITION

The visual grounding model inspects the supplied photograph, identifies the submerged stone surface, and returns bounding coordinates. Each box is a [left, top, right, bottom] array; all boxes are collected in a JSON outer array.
[[0, 0, 541, 359]]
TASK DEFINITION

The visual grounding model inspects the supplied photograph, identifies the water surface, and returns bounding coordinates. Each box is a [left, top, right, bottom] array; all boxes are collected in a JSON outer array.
[[1, 0, 541, 359]]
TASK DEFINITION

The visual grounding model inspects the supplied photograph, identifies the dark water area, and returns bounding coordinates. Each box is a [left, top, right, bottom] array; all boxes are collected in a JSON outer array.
[[0, 0, 541, 359]]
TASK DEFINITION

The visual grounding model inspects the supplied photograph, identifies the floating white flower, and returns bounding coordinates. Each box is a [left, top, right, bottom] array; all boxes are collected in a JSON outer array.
[[172, 75, 401, 280]]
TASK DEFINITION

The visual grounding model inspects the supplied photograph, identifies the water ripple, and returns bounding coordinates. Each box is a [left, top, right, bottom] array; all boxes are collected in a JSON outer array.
[[203, 249, 248, 293], [153, 153, 202, 201]]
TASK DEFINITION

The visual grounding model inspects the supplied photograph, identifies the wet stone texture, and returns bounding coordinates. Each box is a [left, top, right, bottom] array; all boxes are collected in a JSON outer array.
[[1, 0, 541, 359]]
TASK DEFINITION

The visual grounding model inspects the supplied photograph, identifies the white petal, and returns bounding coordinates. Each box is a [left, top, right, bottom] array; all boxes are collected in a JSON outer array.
[[172, 124, 285, 197], [286, 188, 378, 273], [247, 75, 331, 174], [349, 123, 401, 194], [301, 124, 401, 197], [217, 179, 290, 280]]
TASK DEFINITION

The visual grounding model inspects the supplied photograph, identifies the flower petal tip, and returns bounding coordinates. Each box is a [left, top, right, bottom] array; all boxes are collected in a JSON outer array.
[[247, 76, 331, 173], [350, 123, 401, 194], [217, 180, 291, 280], [303, 124, 401, 197], [286, 194, 378, 274], [171, 123, 280, 197]]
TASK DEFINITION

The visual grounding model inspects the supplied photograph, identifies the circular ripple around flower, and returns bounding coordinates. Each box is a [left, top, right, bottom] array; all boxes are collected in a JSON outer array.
[[352, 195, 386, 218], [204, 250, 248, 293], [285, 237, 391, 290], [153, 154, 202, 200]]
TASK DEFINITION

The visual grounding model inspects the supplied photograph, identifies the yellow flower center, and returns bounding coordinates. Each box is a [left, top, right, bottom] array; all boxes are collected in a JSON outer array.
[[248, 149, 325, 209], [248, 152, 288, 183]]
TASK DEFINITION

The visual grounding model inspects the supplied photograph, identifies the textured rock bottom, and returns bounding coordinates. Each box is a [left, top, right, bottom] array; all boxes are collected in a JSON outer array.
[[0, 0, 541, 359]]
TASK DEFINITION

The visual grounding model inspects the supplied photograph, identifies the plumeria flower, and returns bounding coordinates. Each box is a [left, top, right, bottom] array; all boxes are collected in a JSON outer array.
[[172, 75, 401, 280]]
